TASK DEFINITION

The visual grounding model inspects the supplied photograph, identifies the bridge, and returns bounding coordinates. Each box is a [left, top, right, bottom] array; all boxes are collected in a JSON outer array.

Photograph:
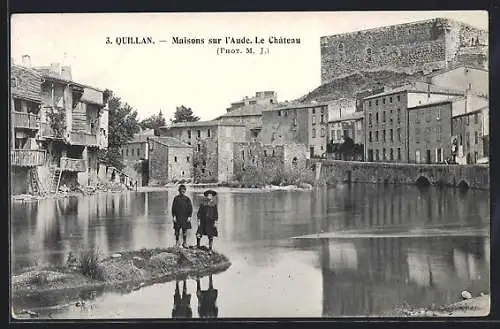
[[318, 160, 489, 190]]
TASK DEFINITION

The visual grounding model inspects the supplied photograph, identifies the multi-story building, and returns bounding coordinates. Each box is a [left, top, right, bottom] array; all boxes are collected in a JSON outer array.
[[452, 107, 487, 164], [147, 137, 194, 185], [329, 112, 364, 145], [363, 83, 463, 163], [158, 121, 247, 183], [261, 102, 329, 158], [407, 101, 453, 164], [226, 91, 277, 112], [10, 62, 45, 194], [121, 128, 155, 162], [34, 60, 108, 189]]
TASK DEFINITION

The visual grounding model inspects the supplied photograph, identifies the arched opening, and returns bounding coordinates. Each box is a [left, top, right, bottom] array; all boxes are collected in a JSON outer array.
[[415, 176, 431, 187], [458, 180, 470, 191]]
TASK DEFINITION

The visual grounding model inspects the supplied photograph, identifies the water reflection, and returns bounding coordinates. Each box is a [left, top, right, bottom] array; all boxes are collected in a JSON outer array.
[[10, 184, 490, 317], [172, 280, 193, 319], [197, 275, 219, 318]]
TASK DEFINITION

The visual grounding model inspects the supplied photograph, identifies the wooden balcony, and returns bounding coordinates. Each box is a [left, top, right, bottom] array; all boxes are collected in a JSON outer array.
[[70, 131, 98, 146], [13, 112, 40, 130], [60, 157, 86, 172], [39, 122, 57, 138], [11, 149, 46, 167]]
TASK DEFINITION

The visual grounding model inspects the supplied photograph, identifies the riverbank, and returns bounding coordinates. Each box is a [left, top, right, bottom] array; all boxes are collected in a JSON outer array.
[[387, 294, 490, 317], [12, 247, 231, 302]]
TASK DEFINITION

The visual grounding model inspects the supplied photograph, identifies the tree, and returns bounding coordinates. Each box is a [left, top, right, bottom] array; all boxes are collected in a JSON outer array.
[[171, 105, 200, 123], [339, 136, 355, 160], [98, 89, 141, 170], [139, 110, 166, 133]]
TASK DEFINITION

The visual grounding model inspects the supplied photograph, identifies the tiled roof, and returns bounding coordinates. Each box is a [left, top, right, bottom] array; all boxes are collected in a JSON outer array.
[[218, 103, 274, 118], [161, 120, 245, 128], [11, 65, 42, 103], [149, 136, 193, 148], [33, 67, 103, 92], [329, 111, 364, 123], [363, 83, 464, 100], [126, 129, 155, 143]]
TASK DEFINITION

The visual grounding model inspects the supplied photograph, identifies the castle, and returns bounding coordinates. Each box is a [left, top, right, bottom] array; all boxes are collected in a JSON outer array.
[[320, 18, 488, 84]]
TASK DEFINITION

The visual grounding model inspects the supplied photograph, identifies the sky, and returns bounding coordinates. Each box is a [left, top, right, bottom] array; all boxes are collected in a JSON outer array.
[[11, 11, 487, 122]]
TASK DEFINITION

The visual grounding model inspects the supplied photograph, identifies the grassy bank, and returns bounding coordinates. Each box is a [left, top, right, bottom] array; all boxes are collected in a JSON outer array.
[[12, 247, 231, 300]]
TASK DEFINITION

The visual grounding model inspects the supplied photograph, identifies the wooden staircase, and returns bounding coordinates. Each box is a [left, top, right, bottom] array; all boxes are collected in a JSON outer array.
[[48, 167, 63, 194]]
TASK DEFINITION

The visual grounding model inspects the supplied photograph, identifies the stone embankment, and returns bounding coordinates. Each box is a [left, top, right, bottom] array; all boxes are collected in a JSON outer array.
[[12, 247, 231, 303]]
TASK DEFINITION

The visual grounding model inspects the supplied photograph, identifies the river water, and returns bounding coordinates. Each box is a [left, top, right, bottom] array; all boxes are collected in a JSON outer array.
[[11, 184, 490, 318]]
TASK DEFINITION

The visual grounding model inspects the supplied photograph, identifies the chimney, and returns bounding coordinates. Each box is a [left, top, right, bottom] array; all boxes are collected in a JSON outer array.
[[21, 55, 31, 67], [49, 63, 61, 76], [61, 66, 72, 81]]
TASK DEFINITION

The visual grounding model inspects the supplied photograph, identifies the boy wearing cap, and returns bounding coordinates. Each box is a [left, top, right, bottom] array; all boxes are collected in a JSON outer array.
[[171, 184, 193, 248], [196, 190, 218, 251]]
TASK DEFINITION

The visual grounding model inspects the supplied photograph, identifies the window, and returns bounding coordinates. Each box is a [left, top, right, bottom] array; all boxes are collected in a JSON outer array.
[[188, 141, 191, 145], [426, 111, 432, 123], [202, 160, 206, 166], [174, 156, 177, 163], [390, 148, 394, 161], [416, 112, 421, 124], [415, 127, 421, 144], [474, 113, 479, 124], [11, 77, 17, 87], [375, 131, 379, 142], [207, 129, 211, 137], [278, 110, 282, 116], [376, 149, 380, 161], [369, 131, 373, 142], [321, 107, 325, 114], [383, 98, 386, 105], [197, 144, 201, 152], [383, 130, 386, 142], [369, 100, 372, 107], [389, 96, 393, 103], [368, 113, 372, 127], [436, 126, 442, 142], [397, 95, 401, 102], [338, 43, 344, 52], [321, 115, 325, 123], [375, 112, 379, 124], [188, 130, 191, 139], [312, 116, 316, 125], [466, 132, 470, 146], [137, 148, 140, 157], [383, 111, 386, 123], [437, 109, 441, 121], [390, 129, 393, 142], [321, 128, 326, 137], [389, 110, 393, 124], [376, 100, 379, 106], [197, 130, 201, 138], [466, 116, 469, 125], [475, 131, 479, 144], [264, 150, 267, 157], [187, 156, 190, 162], [121, 149, 124, 157], [424, 127, 431, 143], [382, 148, 386, 160], [397, 109, 401, 123], [312, 128, 316, 138], [182, 171, 185, 176], [285, 111, 288, 117], [293, 118, 297, 127], [126, 149, 129, 156], [397, 148, 401, 161], [397, 128, 401, 142]]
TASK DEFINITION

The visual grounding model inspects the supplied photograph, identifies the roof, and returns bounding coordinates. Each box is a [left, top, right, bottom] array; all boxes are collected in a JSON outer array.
[[267, 101, 330, 111], [407, 96, 465, 110], [363, 83, 464, 100], [11, 64, 43, 103], [125, 129, 156, 144], [148, 136, 193, 148], [33, 67, 103, 92], [452, 106, 488, 118], [329, 111, 364, 123], [161, 120, 245, 129], [218, 103, 274, 118], [426, 65, 489, 78]]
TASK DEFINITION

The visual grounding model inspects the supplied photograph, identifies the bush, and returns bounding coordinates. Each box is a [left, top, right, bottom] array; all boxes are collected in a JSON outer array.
[[234, 164, 315, 188], [78, 248, 105, 281]]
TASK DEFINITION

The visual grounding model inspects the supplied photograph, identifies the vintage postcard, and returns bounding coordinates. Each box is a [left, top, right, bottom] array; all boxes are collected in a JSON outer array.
[[9, 11, 490, 319]]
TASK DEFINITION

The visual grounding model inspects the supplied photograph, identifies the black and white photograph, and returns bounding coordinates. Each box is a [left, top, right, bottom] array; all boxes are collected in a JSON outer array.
[[9, 11, 490, 319]]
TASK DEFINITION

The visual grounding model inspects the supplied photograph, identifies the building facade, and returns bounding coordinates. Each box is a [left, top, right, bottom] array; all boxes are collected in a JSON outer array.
[[320, 18, 488, 84], [261, 102, 329, 158], [226, 91, 277, 112], [407, 101, 453, 164], [452, 109, 485, 164], [158, 121, 247, 183], [148, 137, 193, 185], [121, 129, 154, 162], [363, 84, 463, 163]]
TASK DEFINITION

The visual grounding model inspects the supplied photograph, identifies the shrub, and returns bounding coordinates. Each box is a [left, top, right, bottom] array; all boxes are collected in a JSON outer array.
[[78, 248, 105, 281]]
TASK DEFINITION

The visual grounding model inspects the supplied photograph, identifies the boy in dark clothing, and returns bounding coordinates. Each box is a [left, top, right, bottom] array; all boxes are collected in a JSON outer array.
[[171, 184, 193, 248], [196, 190, 218, 251]]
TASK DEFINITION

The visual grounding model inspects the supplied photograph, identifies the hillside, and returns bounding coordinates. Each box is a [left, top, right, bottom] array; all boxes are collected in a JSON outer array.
[[298, 70, 427, 103]]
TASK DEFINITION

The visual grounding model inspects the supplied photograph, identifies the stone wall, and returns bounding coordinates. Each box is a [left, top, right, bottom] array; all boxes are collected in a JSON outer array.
[[217, 125, 248, 182], [320, 160, 489, 190], [148, 139, 169, 185], [194, 139, 218, 183], [320, 18, 488, 84], [168, 147, 193, 182], [261, 107, 310, 145], [283, 144, 309, 172], [11, 167, 31, 195]]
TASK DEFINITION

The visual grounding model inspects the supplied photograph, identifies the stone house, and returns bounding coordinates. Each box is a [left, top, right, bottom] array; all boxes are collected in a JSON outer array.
[[121, 128, 154, 162], [363, 83, 464, 163], [327, 111, 364, 161], [452, 107, 487, 164], [407, 101, 453, 164], [147, 137, 193, 185], [158, 121, 247, 183], [260, 102, 329, 158], [10, 61, 45, 195], [320, 18, 488, 84]]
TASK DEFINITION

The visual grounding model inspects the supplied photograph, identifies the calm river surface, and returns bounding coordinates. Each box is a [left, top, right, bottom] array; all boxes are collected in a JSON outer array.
[[11, 184, 490, 318]]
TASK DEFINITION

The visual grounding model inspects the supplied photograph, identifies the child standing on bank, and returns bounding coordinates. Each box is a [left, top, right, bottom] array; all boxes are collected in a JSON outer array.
[[196, 190, 218, 251], [171, 184, 193, 248]]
